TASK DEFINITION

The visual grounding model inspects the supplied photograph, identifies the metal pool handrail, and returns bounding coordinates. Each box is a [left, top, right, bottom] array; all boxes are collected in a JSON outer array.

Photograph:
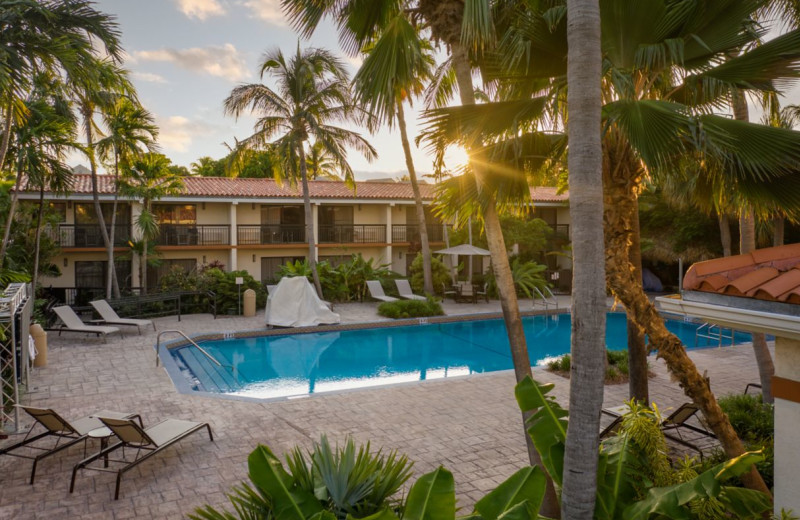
[[155, 329, 227, 368]]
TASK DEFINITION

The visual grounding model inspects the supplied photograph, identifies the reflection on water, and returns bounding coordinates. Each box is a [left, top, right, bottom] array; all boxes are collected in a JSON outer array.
[[172, 313, 751, 400]]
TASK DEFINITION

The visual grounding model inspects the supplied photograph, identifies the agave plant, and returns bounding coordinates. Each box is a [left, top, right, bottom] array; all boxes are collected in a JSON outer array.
[[191, 435, 413, 520]]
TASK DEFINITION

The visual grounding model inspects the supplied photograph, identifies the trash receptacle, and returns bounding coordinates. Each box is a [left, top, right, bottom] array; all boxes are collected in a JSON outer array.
[[243, 288, 256, 317], [31, 323, 47, 367]]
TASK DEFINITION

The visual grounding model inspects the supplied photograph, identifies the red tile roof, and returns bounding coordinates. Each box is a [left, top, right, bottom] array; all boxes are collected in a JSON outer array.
[[18, 174, 569, 203], [683, 243, 800, 303]]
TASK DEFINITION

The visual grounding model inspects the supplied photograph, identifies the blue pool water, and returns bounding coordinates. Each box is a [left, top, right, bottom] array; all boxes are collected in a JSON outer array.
[[167, 313, 754, 400]]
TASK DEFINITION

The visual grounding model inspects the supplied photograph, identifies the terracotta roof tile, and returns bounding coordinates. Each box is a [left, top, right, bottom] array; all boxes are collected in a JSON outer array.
[[754, 269, 800, 300], [18, 174, 569, 204], [696, 274, 730, 292], [693, 254, 755, 277], [721, 267, 779, 297]]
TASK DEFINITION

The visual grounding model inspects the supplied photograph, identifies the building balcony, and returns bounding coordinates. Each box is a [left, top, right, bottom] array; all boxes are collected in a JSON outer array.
[[318, 224, 386, 244], [392, 224, 449, 243], [158, 224, 230, 246], [237, 225, 306, 245], [54, 224, 131, 248]]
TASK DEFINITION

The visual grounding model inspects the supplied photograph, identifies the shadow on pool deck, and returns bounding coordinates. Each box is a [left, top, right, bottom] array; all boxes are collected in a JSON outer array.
[[0, 301, 761, 519]]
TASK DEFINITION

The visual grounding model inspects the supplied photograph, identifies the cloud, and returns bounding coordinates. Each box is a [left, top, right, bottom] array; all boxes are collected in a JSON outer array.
[[158, 115, 215, 153], [240, 0, 287, 26], [175, 0, 226, 20], [132, 44, 250, 82], [132, 71, 168, 84]]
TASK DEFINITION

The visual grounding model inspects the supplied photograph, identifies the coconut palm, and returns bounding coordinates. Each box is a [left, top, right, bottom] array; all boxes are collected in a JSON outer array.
[[306, 141, 343, 181], [421, 0, 800, 495], [353, 14, 440, 295], [96, 97, 158, 299], [120, 153, 184, 294], [0, 0, 122, 261], [224, 45, 377, 298]]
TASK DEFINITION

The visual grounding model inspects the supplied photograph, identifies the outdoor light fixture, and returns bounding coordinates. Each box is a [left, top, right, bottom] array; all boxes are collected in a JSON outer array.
[[252, 254, 256, 262], [63, 258, 68, 267], [202, 255, 206, 263]]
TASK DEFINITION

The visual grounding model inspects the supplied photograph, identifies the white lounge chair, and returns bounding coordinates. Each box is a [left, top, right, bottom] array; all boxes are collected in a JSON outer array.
[[90, 300, 155, 335], [395, 279, 426, 301], [52, 305, 120, 343], [366, 280, 398, 302]]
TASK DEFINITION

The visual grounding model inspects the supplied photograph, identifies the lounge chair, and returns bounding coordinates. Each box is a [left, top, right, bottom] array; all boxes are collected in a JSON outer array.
[[475, 283, 489, 302], [395, 279, 426, 301], [599, 411, 624, 439], [0, 405, 140, 484], [52, 305, 120, 343], [70, 416, 213, 499], [90, 300, 155, 335], [660, 403, 716, 459], [366, 281, 398, 302]]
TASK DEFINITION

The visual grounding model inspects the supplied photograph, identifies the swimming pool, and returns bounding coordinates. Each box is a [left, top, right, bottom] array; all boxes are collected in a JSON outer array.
[[163, 313, 754, 401]]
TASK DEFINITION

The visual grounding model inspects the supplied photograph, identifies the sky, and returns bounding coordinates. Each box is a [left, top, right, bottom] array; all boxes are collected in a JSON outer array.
[[85, 0, 450, 180]]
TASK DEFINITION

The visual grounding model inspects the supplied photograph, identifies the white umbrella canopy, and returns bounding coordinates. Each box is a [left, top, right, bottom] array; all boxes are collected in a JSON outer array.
[[434, 244, 491, 256]]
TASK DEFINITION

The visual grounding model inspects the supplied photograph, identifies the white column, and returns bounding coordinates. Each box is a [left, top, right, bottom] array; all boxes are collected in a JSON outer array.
[[229, 202, 238, 271], [386, 204, 393, 269], [774, 337, 800, 516]]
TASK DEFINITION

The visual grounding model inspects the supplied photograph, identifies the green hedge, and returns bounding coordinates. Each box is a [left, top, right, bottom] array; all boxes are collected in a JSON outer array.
[[377, 298, 444, 319]]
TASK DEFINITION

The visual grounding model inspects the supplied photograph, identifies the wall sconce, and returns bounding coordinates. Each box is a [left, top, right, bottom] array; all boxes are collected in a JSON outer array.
[[252, 254, 256, 262], [358, 204, 362, 211], [201, 202, 206, 210], [202, 255, 207, 263], [252, 203, 256, 210], [63, 258, 68, 267], [398, 251, 403, 259], [67, 201, 72, 209]]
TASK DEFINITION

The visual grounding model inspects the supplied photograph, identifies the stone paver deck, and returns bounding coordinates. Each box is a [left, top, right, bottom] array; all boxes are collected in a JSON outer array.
[[0, 299, 763, 519]]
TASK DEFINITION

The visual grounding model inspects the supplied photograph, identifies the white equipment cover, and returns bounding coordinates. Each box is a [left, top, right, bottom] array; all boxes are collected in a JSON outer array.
[[265, 277, 340, 327]]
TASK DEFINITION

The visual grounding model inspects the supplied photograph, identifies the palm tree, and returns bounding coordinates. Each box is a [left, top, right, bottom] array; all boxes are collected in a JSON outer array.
[[306, 141, 343, 181], [0, 0, 122, 261], [224, 45, 377, 298], [96, 97, 158, 299], [120, 153, 183, 294], [421, 0, 800, 495], [560, 0, 605, 516], [352, 14, 438, 294]]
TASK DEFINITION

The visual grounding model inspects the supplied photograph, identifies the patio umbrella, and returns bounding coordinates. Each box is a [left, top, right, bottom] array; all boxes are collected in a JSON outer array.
[[435, 244, 491, 283]]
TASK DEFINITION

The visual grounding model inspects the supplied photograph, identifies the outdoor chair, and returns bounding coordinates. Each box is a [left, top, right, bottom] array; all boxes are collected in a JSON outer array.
[[455, 282, 477, 303], [395, 279, 426, 301], [475, 283, 489, 303], [90, 300, 155, 335], [366, 281, 398, 302], [744, 382, 762, 395], [599, 409, 624, 439], [0, 405, 140, 484], [441, 283, 457, 301], [660, 403, 716, 459], [70, 416, 213, 500], [52, 305, 120, 343]]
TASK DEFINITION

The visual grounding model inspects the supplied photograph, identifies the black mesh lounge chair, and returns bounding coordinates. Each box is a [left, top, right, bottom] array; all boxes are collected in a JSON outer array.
[[0, 405, 140, 484], [660, 403, 716, 458], [70, 416, 213, 499], [599, 413, 624, 439]]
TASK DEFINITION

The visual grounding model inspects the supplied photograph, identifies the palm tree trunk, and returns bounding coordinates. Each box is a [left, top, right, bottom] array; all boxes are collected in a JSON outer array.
[[740, 210, 774, 403], [627, 197, 648, 402], [718, 214, 732, 257], [0, 158, 24, 263], [84, 108, 113, 295], [451, 41, 559, 519], [562, 1, 606, 517], [141, 236, 148, 295], [604, 175, 770, 496], [0, 100, 13, 172], [774, 215, 785, 247], [298, 144, 323, 298], [397, 101, 433, 294], [31, 185, 46, 295], [107, 152, 121, 298]]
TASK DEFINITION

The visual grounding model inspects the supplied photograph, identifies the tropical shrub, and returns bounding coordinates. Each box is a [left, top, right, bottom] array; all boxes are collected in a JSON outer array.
[[158, 266, 266, 314], [484, 258, 548, 299], [547, 349, 639, 384], [377, 298, 444, 319], [409, 253, 451, 295], [190, 435, 413, 520], [278, 255, 395, 302]]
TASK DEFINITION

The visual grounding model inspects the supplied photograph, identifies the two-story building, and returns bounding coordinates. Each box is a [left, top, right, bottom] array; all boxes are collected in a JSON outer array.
[[16, 175, 570, 302]]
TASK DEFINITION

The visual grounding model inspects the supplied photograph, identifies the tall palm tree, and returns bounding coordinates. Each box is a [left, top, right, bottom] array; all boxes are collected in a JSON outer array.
[[120, 153, 183, 294], [353, 14, 439, 294], [0, 0, 122, 261], [224, 45, 377, 298], [306, 141, 343, 181], [422, 0, 800, 495], [96, 97, 158, 299], [561, 0, 605, 516]]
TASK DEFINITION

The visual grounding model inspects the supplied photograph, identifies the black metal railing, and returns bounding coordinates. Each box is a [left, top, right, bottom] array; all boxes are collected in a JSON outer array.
[[552, 224, 570, 241], [237, 225, 306, 245], [158, 225, 230, 246], [392, 224, 449, 243], [318, 224, 386, 243], [53, 224, 131, 248]]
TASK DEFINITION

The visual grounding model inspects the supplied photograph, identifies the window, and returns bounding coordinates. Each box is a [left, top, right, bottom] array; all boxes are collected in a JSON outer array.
[[147, 258, 197, 288], [74, 203, 130, 225], [154, 204, 196, 225], [260, 205, 304, 225], [319, 206, 353, 226], [261, 256, 303, 283], [532, 207, 557, 227], [319, 255, 349, 268], [74, 260, 132, 304]]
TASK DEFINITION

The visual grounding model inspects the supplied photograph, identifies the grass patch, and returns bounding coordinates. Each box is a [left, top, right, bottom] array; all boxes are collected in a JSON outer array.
[[547, 349, 641, 385], [377, 298, 444, 319]]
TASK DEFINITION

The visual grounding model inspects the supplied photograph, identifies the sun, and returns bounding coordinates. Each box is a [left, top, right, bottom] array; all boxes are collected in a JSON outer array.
[[443, 145, 470, 168]]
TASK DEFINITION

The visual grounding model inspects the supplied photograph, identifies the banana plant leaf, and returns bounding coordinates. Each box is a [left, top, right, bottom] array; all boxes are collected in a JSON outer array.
[[248, 445, 324, 520], [404, 467, 456, 520]]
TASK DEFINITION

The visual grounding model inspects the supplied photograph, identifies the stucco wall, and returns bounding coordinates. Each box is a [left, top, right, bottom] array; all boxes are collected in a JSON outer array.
[[774, 337, 800, 516]]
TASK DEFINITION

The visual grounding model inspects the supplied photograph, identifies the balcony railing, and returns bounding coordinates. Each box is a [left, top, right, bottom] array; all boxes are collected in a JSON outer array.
[[392, 224, 448, 243], [237, 225, 306, 245], [552, 224, 570, 241], [318, 224, 386, 243], [54, 224, 131, 248], [158, 225, 230, 246]]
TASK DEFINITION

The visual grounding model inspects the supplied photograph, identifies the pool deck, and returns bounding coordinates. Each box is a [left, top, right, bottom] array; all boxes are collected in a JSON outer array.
[[0, 297, 765, 519]]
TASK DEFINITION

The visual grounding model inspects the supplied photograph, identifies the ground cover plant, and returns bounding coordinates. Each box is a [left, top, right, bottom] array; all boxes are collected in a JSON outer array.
[[377, 298, 444, 319], [547, 349, 643, 384]]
